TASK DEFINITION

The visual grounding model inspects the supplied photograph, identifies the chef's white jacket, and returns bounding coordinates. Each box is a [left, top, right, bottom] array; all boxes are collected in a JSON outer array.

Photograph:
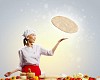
[[17, 44, 53, 71]]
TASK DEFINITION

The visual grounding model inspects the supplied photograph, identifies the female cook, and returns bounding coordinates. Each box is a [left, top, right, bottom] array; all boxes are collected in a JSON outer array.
[[4, 29, 67, 77]]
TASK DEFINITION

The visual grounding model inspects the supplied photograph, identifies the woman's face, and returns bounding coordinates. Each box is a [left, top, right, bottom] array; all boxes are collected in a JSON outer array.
[[27, 34, 36, 43]]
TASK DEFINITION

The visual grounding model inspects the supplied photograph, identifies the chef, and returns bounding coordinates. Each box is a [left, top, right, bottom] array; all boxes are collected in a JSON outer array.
[[4, 29, 68, 77]]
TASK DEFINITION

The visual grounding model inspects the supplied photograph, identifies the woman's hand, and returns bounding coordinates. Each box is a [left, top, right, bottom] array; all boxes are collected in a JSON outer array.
[[4, 69, 20, 77], [58, 38, 68, 43], [4, 72, 12, 77], [52, 38, 68, 53]]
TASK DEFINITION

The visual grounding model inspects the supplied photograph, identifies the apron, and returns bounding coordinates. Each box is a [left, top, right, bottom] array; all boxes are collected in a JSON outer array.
[[22, 65, 41, 76]]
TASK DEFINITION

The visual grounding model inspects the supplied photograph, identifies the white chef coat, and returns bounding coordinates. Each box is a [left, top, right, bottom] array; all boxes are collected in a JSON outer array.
[[17, 44, 53, 71]]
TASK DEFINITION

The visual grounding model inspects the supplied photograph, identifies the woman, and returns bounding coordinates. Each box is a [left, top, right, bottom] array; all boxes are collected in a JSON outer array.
[[4, 29, 68, 77]]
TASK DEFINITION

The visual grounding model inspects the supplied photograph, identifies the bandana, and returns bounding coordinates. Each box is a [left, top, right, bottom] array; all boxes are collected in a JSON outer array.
[[22, 29, 36, 38]]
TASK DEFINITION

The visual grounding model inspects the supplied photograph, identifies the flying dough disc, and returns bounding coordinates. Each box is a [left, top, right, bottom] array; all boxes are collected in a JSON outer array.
[[51, 16, 78, 33]]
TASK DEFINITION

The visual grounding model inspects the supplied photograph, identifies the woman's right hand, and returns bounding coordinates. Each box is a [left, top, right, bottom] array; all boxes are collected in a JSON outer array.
[[4, 69, 20, 77], [4, 72, 12, 77]]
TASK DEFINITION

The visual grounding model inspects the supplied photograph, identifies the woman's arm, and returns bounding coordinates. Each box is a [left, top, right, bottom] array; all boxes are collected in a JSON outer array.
[[4, 68, 20, 77], [4, 50, 23, 77], [10, 68, 20, 74], [40, 38, 68, 56], [52, 38, 68, 53]]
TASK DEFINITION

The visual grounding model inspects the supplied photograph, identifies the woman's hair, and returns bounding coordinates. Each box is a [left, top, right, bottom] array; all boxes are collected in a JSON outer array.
[[23, 38, 28, 46]]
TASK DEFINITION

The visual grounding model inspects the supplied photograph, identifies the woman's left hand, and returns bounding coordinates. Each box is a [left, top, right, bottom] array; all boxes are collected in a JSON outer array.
[[58, 38, 68, 43], [52, 38, 68, 53]]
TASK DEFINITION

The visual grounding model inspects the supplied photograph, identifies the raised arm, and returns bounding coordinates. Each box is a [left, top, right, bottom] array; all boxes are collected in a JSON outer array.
[[52, 38, 68, 53]]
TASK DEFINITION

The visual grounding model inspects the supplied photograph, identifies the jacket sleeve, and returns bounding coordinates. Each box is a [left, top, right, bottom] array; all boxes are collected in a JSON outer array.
[[40, 46, 54, 56], [17, 50, 23, 71]]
